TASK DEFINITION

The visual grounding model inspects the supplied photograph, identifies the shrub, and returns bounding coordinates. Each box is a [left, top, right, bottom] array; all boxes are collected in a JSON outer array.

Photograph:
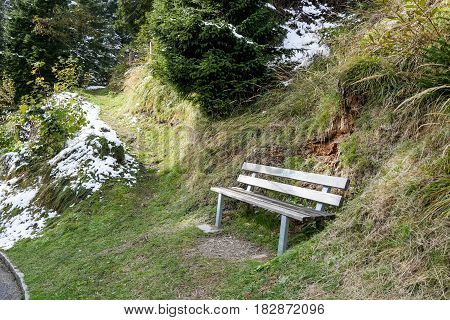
[[0, 74, 16, 114], [0, 115, 20, 153], [339, 55, 401, 108], [13, 61, 86, 158], [365, 0, 449, 62], [17, 93, 86, 157], [420, 38, 450, 93], [146, 0, 287, 117], [52, 56, 89, 92]]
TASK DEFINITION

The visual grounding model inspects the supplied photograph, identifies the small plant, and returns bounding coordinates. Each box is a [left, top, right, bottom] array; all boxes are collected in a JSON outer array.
[[15, 60, 86, 158], [365, 0, 449, 62], [0, 74, 16, 115], [0, 114, 21, 153], [52, 56, 89, 92], [339, 55, 400, 108], [420, 38, 450, 93]]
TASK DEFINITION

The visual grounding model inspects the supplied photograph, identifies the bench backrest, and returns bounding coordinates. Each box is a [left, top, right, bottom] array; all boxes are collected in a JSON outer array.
[[238, 162, 349, 207]]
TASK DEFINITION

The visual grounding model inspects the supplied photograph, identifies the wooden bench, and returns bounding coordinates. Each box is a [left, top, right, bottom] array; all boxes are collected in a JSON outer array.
[[211, 162, 349, 256]]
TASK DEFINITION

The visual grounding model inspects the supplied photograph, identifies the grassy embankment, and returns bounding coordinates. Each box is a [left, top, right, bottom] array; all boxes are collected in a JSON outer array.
[[7, 1, 449, 299]]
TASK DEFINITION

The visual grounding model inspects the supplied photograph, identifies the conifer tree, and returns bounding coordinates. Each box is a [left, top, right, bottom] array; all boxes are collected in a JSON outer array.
[[0, 1, 8, 70], [115, 0, 153, 43], [147, 0, 286, 117], [66, 0, 120, 84]]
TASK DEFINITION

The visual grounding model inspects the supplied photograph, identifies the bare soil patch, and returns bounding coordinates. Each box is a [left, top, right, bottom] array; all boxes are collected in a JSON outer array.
[[187, 235, 272, 261]]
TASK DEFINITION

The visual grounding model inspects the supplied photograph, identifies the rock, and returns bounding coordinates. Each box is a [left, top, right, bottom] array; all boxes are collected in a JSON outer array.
[[197, 224, 220, 234]]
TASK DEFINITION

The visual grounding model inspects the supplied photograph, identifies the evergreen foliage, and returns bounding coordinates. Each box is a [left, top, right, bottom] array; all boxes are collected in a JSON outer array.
[[147, 0, 286, 117], [1, 0, 119, 98], [115, 0, 153, 43], [64, 0, 120, 84], [0, 0, 11, 68]]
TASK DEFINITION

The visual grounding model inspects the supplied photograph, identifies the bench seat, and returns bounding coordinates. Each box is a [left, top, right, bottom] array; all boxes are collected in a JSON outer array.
[[211, 187, 335, 222]]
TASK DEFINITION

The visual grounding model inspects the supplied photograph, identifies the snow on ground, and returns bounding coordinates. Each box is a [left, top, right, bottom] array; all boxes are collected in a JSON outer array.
[[85, 85, 106, 90], [49, 93, 138, 194], [279, 1, 345, 67], [0, 93, 138, 249], [0, 175, 58, 249], [202, 2, 344, 70]]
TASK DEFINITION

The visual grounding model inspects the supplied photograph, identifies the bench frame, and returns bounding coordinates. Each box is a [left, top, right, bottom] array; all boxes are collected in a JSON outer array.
[[211, 162, 349, 256]]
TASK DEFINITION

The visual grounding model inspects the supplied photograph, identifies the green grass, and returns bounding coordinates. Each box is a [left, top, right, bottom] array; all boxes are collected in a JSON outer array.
[[7, 163, 336, 299], [6, 168, 266, 299], [7, 85, 448, 299]]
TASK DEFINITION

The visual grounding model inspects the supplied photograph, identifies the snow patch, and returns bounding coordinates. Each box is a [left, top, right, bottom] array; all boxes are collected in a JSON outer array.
[[0, 206, 58, 250], [85, 85, 106, 91], [265, 3, 276, 11], [48, 93, 138, 194], [280, 1, 345, 68], [0, 176, 57, 249], [203, 21, 254, 44], [0, 93, 138, 249]]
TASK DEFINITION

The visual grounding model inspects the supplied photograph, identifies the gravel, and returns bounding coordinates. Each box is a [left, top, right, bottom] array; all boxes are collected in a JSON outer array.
[[0, 259, 22, 300], [187, 235, 271, 261]]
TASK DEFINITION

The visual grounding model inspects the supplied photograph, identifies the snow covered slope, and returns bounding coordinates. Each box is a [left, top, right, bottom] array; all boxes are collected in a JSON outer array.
[[0, 93, 138, 249]]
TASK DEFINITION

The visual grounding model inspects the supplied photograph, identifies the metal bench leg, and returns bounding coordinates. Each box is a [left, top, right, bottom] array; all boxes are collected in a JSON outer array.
[[277, 215, 290, 256], [215, 193, 225, 228]]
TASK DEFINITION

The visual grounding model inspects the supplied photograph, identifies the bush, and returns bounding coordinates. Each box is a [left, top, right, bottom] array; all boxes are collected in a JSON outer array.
[[146, 0, 287, 117], [0, 115, 20, 153], [0, 74, 16, 114], [9, 60, 87, 158], [420, 38, 450, 93], [17, 89, 86, 157], [339, 55, 400, 108], [365, 0, 449, 62]]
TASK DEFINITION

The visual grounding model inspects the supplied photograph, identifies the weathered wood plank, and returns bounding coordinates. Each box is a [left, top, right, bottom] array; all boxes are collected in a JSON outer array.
[[237, 175, 343, 207], [242, 162, 349, 190], [212, 187, 312, 221], [246, 173, 257, 191], [229, 187, 334, 218], [211, 187, 335, 220]]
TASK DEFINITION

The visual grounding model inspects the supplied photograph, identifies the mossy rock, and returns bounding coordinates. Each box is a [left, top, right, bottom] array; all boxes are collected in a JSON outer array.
[[89, 135, 126, 164]]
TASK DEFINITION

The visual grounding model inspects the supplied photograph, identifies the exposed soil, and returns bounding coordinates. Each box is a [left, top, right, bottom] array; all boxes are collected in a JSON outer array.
[[305, 87, 362, 165], [187, 235, 272, 261]]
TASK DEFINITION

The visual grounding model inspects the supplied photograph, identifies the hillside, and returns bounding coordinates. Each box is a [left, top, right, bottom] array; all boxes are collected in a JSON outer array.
[[1, 0, 449, 299]]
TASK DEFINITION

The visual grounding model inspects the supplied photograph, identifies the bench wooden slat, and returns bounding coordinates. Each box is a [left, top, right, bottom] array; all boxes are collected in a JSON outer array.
[[211, 187, 310, 221], [242, 162, 349, 190], [230, 187, 334, 218], [211, 187, 331, 221], [237, 174, 343, 207]]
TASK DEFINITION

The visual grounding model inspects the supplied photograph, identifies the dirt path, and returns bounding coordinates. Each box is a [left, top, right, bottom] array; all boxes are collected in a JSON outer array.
[[0, 259, 22, 300]]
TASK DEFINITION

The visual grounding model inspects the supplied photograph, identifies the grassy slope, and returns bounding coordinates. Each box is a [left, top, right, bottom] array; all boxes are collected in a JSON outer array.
[[6, 2, 449, 299], [8, 169, 269, 299]]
